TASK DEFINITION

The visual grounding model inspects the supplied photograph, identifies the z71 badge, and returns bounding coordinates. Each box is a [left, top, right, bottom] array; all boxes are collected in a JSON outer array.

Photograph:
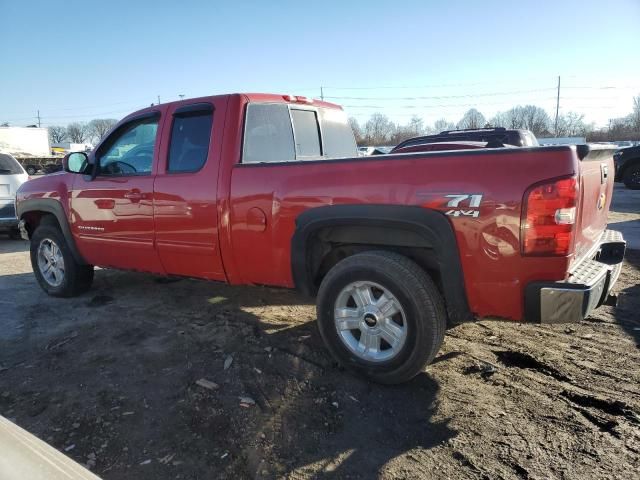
[[444, 194, 483, 218]]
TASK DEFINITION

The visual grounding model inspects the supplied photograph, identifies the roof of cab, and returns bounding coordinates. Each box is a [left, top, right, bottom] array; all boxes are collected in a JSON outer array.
[[119, 93, 344, 125]]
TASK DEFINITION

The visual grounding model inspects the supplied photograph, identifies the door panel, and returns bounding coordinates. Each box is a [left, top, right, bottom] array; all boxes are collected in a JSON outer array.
[[153, 99, 227, 280], [70, 113, 164, 273], [71, 176, 163, 272]]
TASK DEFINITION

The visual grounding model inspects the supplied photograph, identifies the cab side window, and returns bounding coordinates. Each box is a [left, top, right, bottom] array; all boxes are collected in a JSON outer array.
[[243, 104, 295, 163], [291, 109, 321, 158], [97, 116, 159, 176], [167, 104, 213, 173]]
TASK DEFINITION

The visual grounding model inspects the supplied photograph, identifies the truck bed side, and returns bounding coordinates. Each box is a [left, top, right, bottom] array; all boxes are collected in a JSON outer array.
[[226, 146, 583, 321]]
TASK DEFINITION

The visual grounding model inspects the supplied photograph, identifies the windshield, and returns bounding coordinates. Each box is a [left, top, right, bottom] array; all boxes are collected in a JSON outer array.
[[0, 153, 25, 174], [522, 131, 539, 146]]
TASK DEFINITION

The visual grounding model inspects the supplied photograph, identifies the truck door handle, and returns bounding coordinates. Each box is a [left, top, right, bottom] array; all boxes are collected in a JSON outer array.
[[124, 190, 143, 202]]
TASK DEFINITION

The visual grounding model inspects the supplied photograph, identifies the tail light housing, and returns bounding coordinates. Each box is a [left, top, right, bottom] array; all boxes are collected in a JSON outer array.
[[521, 176, 578, 256], [282, 95, 314, 104]]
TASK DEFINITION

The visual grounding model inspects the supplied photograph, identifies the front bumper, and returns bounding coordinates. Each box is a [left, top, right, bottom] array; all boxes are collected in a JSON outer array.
[[0, 218, 18, 228], [525, 230, 625, 323], [0, 199, 17, 228]]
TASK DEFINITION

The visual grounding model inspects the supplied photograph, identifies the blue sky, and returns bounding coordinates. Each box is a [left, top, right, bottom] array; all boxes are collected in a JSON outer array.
[[1, 0, 639, 128]]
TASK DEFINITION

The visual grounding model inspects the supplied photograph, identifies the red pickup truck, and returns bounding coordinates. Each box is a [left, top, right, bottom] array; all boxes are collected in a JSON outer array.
[[16, 93, 625, 384]]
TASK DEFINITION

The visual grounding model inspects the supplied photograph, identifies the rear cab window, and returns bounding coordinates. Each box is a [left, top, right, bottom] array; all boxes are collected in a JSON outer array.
[[0, 153, 24, 175], [242, 102, 357, 164], [168, 104, 213, 173]]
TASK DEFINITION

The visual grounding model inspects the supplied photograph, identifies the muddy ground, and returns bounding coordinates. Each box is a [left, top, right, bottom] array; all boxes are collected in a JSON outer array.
[[0, 185, 638, 479]]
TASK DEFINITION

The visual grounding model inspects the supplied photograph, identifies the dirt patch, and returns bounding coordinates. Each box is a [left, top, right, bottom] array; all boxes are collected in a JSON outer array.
[[0, 192, 639, 479]]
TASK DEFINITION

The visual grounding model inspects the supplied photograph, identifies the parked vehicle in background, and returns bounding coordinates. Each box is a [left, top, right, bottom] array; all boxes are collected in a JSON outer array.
[[614, 145, 640, 189], [15, 93, 625, 384], [24, 164, 40, 175], [391, 140, 509, 154], [20, 162, 62, 176], [0, 153, 29, 239], [42, 163, 63, 175], [394, 127, 538, 150], [358, 146, 394, 155]]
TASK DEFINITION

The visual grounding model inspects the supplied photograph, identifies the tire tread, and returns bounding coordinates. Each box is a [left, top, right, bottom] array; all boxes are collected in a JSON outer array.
[[317, 250, 446, 384]]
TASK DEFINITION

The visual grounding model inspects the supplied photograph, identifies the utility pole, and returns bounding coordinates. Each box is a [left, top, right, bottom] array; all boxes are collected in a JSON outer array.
[[320, 86, 324, 101], [157, 95, 161, 105], [36, 110, 41, 128], [554, 75, 561, 136]]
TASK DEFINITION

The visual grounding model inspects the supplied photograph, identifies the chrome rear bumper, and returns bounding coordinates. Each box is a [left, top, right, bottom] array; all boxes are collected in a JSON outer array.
[[525, 230, 625, 323]]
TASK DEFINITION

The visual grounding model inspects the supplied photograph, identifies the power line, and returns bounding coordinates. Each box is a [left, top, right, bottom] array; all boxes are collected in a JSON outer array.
[[325, 88, 557, 101], [342, 98, 559, 109], [321, 75, 560, 90]]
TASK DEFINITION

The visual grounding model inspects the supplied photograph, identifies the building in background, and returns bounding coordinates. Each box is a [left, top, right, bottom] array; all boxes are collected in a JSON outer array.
[[0, 126, 50, 157], [51, 142, 94, 155]]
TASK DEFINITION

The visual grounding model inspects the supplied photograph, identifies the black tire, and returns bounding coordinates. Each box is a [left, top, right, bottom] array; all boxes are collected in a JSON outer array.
[[623, 163, 640, 190], [26, 166, 37, 175], [30, 224, 94, 297], [316, 250, 446, 384]]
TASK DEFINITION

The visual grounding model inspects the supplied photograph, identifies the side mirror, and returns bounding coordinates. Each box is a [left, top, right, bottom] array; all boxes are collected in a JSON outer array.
[[63, 152, 91, 174]]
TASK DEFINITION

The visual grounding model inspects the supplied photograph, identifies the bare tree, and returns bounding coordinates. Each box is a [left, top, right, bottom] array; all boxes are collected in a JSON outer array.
[[555, 112, 591, 137], [519, 105, 550, 136], [348, 117, 363, 144], [433, 118, 454, 132], [629, 95, 640, 132], [89, 118, 117, 142], [49, 125, 68, 144], [0, 122, 9, 127], [66, 122, 89, 143], [391, 125, 415, 145], [457, 109, 486, 129], [364, 113, 396, 145], [489, 112, 509, 128], [490, 105, 551, 136], [407, 115, 425, 136]]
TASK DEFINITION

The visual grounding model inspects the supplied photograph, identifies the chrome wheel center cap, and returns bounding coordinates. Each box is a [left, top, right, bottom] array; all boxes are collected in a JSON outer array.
[[364, 312, 378, 327]]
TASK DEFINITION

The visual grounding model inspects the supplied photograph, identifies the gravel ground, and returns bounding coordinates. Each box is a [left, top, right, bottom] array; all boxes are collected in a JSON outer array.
[[0, 185, 638, 479]]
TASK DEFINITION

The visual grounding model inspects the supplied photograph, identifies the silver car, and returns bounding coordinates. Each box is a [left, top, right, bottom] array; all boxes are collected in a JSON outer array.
[[0, 153, 29, 239]]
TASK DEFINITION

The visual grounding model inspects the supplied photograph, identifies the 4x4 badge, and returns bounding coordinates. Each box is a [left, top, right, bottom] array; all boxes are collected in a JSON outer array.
[[445, 194, 483, 218]]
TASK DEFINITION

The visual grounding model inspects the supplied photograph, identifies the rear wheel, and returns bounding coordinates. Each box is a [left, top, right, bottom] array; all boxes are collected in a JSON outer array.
[[316, 250, 446, 384], [30, 224, 94, 297], [25, 165, 38, 175], [623, 163, 640, 190]]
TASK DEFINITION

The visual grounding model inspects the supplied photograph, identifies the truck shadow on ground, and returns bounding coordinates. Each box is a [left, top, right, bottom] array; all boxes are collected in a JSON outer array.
[[610, 185, 640, 214], [615, 248, 640, 348], [0, 269, 456, 479], [0, 237, 29, 254]]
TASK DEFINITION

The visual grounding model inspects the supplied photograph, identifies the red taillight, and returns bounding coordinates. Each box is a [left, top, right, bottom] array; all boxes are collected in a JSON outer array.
[[521, 176, 578, 256]]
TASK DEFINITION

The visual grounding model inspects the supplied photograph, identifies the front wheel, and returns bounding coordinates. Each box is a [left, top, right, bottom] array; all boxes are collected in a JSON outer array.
[[30, 224, 94, 297], [623, 164, 640, 190], [316, 251, 446, 384]]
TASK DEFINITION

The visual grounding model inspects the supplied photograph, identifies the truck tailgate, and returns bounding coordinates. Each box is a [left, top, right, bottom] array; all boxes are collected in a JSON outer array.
[[573, 146, 616, 266]]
